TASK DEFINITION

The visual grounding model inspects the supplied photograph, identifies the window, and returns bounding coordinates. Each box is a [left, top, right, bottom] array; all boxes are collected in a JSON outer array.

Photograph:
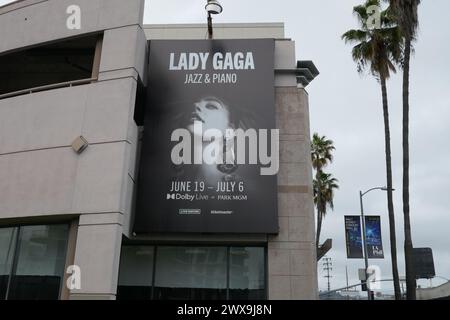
[[117, 245, 266, 300], [154, 247, 228, 300], [0, 228, 17, 300], [0, 34, 101, 98], [0, 224, 69, 300], [117, 246, 154, 300], [229, 247, 266, 300]]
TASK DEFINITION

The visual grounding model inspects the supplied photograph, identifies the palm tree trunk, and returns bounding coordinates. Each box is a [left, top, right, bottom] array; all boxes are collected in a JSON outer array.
[[380, 76, 402, 300], [402, 37, 416, 300]]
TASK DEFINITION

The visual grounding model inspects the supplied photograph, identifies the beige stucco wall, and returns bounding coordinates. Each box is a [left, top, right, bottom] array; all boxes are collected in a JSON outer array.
[[144, 23, 285, 40], [0, 0, 145, 53], [0, 0, 146, 300]]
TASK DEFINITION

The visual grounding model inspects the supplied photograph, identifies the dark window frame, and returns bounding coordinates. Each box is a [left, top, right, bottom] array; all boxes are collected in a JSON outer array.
[[117, 244, 268, 301], [0, 223, 70, 300], [0, 33, 103, 100]]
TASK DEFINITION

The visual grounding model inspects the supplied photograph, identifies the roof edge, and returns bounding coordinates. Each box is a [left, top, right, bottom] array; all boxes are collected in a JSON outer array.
[[0, 0, 47, 14], [143, 22, 285, 29]]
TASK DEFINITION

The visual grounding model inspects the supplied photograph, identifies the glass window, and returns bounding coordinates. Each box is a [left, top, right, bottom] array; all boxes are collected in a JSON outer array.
[[0, 228, 17, 300], [7, 225, 69, 300], [116, 245, 267, 300], [117, 246, 154, 300], [154, 247, 228, 300], [0, 34, 99, 98], [229, 247, 266, 300]]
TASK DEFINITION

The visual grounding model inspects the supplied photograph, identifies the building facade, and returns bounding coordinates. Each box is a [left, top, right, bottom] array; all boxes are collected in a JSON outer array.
[[0, 0, 318, 300]]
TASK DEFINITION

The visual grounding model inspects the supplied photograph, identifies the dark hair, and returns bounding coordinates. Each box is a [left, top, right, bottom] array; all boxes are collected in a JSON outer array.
[[196, 96, 256, 131]]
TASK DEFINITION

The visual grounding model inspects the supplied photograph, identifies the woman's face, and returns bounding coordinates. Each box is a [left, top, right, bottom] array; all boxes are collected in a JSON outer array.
[[188, 98, 231, 134]]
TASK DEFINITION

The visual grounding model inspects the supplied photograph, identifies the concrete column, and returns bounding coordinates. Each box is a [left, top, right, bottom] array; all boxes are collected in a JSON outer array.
[[69, 213, 123, 300], [267, 87, 318, 300]]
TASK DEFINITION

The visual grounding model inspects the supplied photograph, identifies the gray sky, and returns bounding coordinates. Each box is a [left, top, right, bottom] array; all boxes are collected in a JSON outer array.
[[1, 0, 449, 295]]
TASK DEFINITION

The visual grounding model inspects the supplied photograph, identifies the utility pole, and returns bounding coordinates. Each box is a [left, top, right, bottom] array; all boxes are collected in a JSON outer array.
[[323, 257, 333, 292], [346, 265, 349, 289], [345, 265, 350, 300]]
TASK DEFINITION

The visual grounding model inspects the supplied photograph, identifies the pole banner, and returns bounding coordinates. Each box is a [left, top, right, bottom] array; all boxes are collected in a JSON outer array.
[[365, 216, 384, 259], [344, 215, 364, 259]]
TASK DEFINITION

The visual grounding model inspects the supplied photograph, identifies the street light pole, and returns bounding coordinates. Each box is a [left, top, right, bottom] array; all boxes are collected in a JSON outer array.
[[207, 13, 213, 39], [359, 190, 372, 300], [205, 0, 223, 40], [359, 186, 393, 300]]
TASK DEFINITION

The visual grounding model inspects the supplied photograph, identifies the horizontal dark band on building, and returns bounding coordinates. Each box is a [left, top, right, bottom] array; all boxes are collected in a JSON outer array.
[[278, 185, 309, 194]]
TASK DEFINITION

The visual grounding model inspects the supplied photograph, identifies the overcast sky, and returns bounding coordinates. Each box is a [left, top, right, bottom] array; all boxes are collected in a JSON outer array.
[[1, 0, 449, 296]]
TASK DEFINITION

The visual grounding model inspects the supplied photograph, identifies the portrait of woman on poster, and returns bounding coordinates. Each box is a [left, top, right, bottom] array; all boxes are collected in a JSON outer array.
[[169, 95, 258, 184]]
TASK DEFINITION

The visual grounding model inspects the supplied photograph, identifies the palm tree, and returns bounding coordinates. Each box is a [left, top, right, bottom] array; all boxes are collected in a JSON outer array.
[[311, 133, 337, 248], [342, 0, 403, 299], [313, 172, 339, 250], [311, 133, 335, 174], [388, 0, 421, 300]]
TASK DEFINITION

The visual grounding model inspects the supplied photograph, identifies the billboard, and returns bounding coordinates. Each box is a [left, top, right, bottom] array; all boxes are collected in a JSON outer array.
[[365, 216, 384, 259], [344, 216, 363, 259], [134, 39, 278, 234], [413, 248, 435, 279]]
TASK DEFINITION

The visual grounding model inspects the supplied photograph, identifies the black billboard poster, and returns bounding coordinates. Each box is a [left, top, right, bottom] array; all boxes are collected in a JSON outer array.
[[413, 248, 436, 279], [365, 216, 384, 259], [345, 216, 363, 259], [134, 39, 278, 234]]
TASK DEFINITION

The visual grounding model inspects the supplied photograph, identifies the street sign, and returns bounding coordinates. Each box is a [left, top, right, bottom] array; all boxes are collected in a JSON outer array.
[[413, 248, 435, 279]]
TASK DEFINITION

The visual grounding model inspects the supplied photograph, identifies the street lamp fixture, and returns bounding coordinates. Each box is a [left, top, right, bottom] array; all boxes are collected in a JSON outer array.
[[205, 0, 223, 14], [359, 186, 394, 300], [362, 186, 394, 196], [205, 0, 223, 39]]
